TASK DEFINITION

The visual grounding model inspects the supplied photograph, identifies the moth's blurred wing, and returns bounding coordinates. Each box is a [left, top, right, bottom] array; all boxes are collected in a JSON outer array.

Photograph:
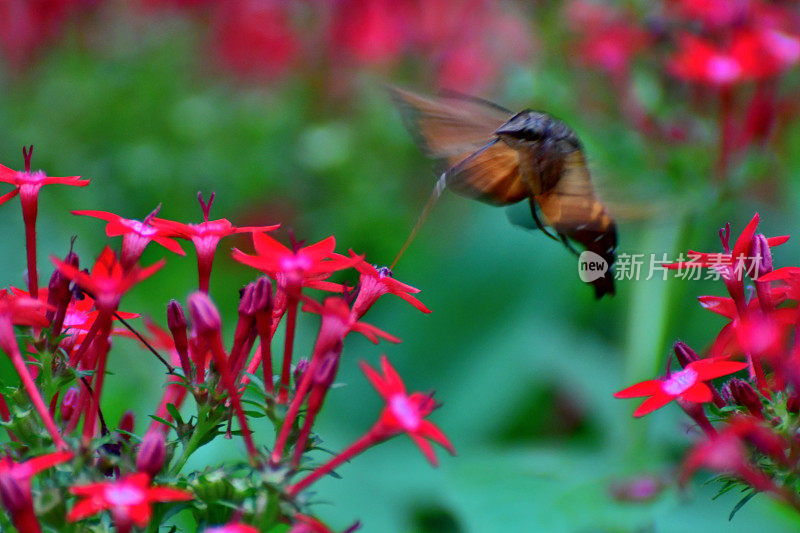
[[445, 140, 529, 205], [390, 86, 513, 158], [534, 151, 617, 297], [535, 151, 614, 235]]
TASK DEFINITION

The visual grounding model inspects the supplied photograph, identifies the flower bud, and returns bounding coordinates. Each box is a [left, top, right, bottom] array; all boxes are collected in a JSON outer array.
[[167, 299, 187, 332], [0, 473, 40, 533], [229, 284, 258, 375], [46, 268, 71, 321], [0, 473, 28, 517], [254, 277, 273, 314], [726, 378, 764, 418], [253, 277, 273, 335], [136, 430, 167, 477], [118, 410, 135, 440], [608, 475, 663, 503], [60, 387, 80, 423], [167, 300, 192, 377], [238, 282, 258, 317], [188, 292, 222, 336], [749, 234, 773, 279], [673, 342, 699, 368], [293, 359, 309, 389]]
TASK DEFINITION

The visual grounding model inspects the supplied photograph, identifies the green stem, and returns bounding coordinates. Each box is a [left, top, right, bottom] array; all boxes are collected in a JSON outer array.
[[623, 212, 688, 459], [42, 347, 54, 401], [169, 405, 211, 476]]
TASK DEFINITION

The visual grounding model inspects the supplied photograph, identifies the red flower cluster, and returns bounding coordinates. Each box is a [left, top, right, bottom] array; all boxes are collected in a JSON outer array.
[[1, 1, 534, 94], [564, 0, 800, 174], [0, 0, 98, 69], [616, 213, 800, 512], [568, 0, 800, 86], [68, 473, 192, 533], [326, 0, 532, 92], [0, 146, 449, 531]]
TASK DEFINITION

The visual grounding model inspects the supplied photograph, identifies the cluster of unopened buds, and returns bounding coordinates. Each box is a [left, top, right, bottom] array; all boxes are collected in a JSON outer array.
[[0, 146, 454, 532], [617, 213, 800, 513]]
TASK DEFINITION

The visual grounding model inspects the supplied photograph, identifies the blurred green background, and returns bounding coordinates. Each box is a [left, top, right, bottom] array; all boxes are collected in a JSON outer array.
[[3, 1, 800, 531]]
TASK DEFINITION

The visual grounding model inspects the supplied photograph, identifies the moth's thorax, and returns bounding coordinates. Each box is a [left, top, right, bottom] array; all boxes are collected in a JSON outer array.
[[494, 111, 581, 153]]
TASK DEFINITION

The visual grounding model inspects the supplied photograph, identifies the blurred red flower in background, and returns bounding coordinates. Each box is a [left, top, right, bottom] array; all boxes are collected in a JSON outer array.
[[0, 0, 534, 93], [212, 0, 300, 79]]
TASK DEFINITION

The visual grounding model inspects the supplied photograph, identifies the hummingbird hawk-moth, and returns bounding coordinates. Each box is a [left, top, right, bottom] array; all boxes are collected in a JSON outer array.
[[390, 87, 617, 298]]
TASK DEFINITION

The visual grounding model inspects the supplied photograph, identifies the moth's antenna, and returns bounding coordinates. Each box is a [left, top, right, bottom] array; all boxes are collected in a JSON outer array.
[[390, 172, 447, 270]]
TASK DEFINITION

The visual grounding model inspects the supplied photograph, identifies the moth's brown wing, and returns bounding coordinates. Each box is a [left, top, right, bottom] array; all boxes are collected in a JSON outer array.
[[534, 150, 617, 298], [444, 140, 530, 205], [390, 86, 513, 158]]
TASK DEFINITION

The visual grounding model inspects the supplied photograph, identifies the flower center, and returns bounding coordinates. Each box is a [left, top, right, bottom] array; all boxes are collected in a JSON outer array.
[[661, 367, 698, 395], [707, 55, 742, 84], [104, 484, 146, 506], [18, 170, 46, 185], [62, 310, 89, 327], [122, 219, 157, 237], [280, 254, 312, 273], [389, 394, 420, 431]]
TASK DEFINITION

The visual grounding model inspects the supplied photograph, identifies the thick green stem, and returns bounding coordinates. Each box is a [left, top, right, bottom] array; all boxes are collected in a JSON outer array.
[[169, 405, 211, 476]]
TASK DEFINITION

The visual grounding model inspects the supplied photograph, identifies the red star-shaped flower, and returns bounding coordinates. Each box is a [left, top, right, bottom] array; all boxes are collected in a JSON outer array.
[[697, 293, 795, 358], [286, 355, 454, 497], [73, 207, 185, 267], [0, 289, 51, 330], [0, 146, 89, 298], [0, 451, 72, 483], [152, 193, 278, 292], [615, 358, 748, 417], [680, 415, 788, 492], [0, 451, 72, 532], [233, 233, 355, 293], [349, 252, 431, 318], [669, 30, 800, 86], [361, 355, 455, 466], [0, 146, 88, 207], [664, 214, 789, 313], [302, 297, 401, 344], [669, 33, 746, 85], [53, 247, 164, 312], [68, 472, 192, 530], [667, 214, 788, 271], [8, 287, 138, 331]]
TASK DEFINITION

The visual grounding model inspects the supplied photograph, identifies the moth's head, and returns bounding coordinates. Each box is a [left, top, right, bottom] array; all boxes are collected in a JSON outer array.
[[495, 111, 580, 148]]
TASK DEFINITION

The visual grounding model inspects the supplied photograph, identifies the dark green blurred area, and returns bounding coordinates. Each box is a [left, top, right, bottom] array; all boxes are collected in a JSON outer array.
[[2, 5, 800, 533]]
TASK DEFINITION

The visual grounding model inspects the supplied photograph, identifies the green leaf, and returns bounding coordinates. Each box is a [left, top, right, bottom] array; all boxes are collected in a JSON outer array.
[[166, 403, 185, 426], [730, 492, 758, 521], [149, 415, 178, 430]]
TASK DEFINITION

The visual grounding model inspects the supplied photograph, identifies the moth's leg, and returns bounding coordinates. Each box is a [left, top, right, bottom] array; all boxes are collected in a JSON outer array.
[[528, 199, 559, 241], [559, 233, 581, 257]]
